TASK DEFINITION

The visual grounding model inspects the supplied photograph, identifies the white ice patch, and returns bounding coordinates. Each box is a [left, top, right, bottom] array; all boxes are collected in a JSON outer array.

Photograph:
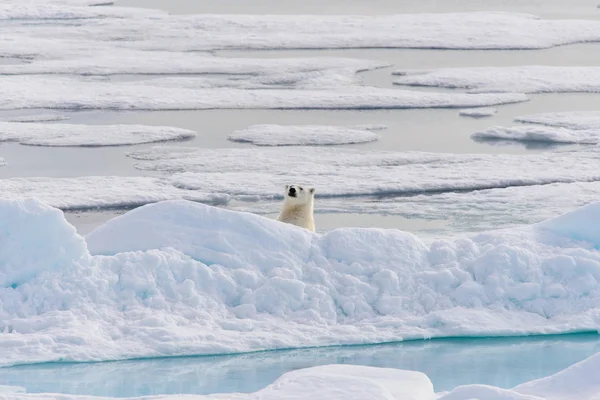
[[0, 177, 226, 210], [472, 125, 600, 144], [515, 111, 600, 130], [4, 199, 600, 366], [126, 146, 600, 201], [0, 122, 195, 147], [0, 76, 528, 111], [459, 108, 498, 118], [4, 114, 70, 123], [228, 125, 379, 146], [394, 66, 600, 94]]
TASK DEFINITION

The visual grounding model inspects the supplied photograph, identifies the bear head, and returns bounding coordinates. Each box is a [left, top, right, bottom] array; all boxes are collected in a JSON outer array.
[[284, 184, 315, 205]]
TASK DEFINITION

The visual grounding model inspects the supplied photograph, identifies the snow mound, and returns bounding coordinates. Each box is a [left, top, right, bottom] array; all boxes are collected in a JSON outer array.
[[394, 66, 600, 94], [228, 125, 379, 146], [472, 125, 600, 144], [4, 114, 70, 123], [0, 199, 89, 288], [3, 199, 600, 365], [0, 122, 195, 147], [515, 112, 600, 130], [459, 108, 498, 118]]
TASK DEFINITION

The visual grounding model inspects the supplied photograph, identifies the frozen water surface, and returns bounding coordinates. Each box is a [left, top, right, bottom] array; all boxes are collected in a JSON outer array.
[[227, 125, 380, 146]]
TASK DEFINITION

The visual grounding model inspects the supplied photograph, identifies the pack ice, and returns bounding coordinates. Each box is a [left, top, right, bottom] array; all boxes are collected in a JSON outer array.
[[2, 198, 600, 367]]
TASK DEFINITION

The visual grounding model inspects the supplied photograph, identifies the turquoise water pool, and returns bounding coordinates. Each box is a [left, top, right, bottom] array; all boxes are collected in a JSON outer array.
[[1, 334, 599, 397]]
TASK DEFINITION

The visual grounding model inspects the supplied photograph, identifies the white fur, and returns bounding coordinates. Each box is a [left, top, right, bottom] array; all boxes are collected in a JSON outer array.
[[276, 184, 316, 232]]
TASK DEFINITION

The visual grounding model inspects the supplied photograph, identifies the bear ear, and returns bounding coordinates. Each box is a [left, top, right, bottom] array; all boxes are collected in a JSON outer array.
[[285, 184, 289, 190], [309, 187, 315, 194]]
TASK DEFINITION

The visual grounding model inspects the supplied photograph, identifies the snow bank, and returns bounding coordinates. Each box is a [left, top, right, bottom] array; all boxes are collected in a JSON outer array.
[[459, 108, 497, 118], [0, 76, 528, 111], [4, 199, 600, 366], [394, 66, 600, 94], [228, 125, 379, 146], [515, 112, 600, 130], [0, 122, 195, 147], [0, 199, 89, 288], [472, 125, 600, 144], [127, 146, 600, 201]]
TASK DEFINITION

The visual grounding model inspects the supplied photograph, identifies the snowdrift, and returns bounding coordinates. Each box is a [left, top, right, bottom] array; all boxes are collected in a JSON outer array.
[[2, 199, 600, 366]]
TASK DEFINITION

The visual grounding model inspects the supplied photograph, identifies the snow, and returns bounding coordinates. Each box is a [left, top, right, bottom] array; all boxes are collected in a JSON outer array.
[[393, 66, 600, 94], [0, 122, 196, 147], [515, 111, 600, 130], [459, 108, 498, 118], [3, 114, 70, 123], [3, 199, 600, 366], [472, 125, 600, 144], [126, 146, 600, 201], [0, 76, 528, 111], [227, 125, 379, 146]]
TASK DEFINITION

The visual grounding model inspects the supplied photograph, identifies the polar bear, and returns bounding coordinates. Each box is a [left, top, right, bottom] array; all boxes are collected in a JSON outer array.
[[276, 184, 316, 232]]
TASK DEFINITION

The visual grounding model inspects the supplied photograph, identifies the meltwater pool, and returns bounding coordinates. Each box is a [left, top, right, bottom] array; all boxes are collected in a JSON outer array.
[[1, 334, 599, 397]]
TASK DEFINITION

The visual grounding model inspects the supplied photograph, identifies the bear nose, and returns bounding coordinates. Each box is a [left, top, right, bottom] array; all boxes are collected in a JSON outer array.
[[289, 187, 296, 194]]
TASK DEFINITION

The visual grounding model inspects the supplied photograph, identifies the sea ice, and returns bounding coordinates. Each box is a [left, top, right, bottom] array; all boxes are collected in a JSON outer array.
[[515, 111, 600, 130], [0, 122, 196, 147], [3, 199, 600, 366], [0, 76, 528, 111], [459, 108, 498, 118], [472, 125, 600, 144], [4, 114, 70, 123], [393, 66, 600, 94], [0, 50, 386, 77], [25, 10, 600, 51], [126, 146, 600, 201], [0, 177, 224, 210], [228, 125, 379, 146]]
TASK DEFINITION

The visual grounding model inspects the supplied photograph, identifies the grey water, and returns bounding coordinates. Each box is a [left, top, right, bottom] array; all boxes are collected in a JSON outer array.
[[1, 334, 599, 397]]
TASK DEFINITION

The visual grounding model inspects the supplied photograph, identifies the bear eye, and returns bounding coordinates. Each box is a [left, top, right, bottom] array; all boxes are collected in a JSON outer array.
[[299, 187, 304, 191]]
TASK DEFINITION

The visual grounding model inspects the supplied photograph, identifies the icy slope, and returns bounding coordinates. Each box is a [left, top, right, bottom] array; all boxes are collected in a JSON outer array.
[[3, 199, 600, 366]]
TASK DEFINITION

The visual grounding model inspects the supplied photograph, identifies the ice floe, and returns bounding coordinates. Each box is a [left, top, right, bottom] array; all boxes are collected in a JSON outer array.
[[394, 66, 600, 93], [0, 51, 386, 77], [3, 199, 600, 367], [459, 108, 498, 118], [0, 122, 195, 146], [0, 177, 224, 210], [472, 125, 600, 144], [228, 124, 380, 146], [126, 146, 600, 201], [515, 111, 600, 130], [0, 76, 528, 111], [3, 114, 70, 123], [14, 9, 600, 51]]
